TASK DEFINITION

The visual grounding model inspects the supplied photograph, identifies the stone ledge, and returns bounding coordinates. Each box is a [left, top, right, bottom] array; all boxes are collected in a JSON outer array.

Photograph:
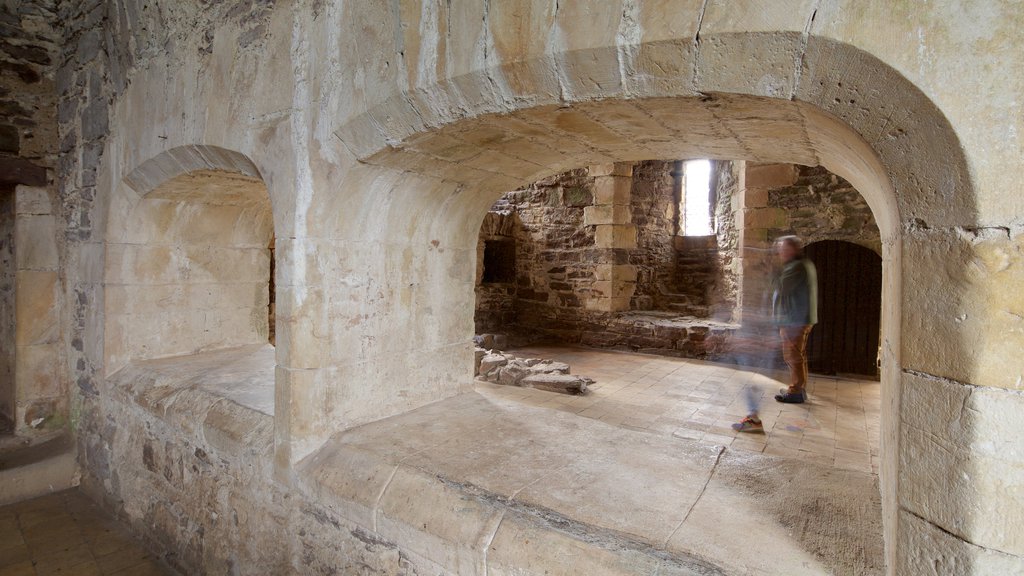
[[105, 344, 275, 458], [297, 390, 882, 575]]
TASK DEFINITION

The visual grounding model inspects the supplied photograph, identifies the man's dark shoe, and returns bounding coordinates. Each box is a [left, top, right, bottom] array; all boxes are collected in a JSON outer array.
[[775, 391, 806, 404]]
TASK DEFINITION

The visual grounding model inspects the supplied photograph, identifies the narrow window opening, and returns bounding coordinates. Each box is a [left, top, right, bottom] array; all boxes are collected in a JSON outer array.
[[482, 239, 516, 284], [680, 159, 713, 236]]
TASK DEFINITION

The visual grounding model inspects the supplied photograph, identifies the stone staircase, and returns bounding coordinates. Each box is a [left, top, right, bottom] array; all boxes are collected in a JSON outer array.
[[656, 235, 720, 318]]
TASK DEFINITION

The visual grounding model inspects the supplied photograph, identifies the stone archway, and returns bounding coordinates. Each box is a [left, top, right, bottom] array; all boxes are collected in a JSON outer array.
[[103, 145, 278, 422], [301, 34, 977, 572]]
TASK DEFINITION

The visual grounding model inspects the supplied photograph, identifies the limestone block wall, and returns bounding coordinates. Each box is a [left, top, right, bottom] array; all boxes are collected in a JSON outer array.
[[476, 160, 722, 337], [42, 0, 1024, 573], [13, 185, 62, 434]]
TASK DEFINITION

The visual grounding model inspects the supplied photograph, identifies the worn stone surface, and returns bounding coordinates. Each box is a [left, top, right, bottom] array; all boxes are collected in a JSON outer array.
[[519, 373, 590, 395], [295, 390, 882, 575]]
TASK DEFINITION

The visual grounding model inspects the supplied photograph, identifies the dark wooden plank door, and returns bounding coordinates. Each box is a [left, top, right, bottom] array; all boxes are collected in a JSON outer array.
[[805, 240, 882, 377]]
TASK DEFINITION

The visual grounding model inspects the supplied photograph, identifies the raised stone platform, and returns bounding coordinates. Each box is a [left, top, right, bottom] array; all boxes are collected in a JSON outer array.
[[110, 344, 276, 416], [96, 345, 881, 574], [298, 389, 882, 575]]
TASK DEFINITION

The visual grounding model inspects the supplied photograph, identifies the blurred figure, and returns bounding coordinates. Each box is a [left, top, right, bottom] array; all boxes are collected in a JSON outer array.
[[772, 235, 818, 403], [733, 235, 818, 433]]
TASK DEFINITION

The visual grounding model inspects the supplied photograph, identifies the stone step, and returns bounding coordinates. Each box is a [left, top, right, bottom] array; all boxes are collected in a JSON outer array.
[[0, 433, 78, 506]]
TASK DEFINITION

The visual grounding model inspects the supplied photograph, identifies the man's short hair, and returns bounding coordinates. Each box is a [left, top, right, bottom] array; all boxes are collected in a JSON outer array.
[[775, 235, 804, 255]]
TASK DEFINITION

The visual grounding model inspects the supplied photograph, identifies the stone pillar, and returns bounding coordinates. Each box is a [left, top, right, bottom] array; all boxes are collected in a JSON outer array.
[[12, 185, 61, 436], [738, 163, 796, 322], [585, 163, 636, 312]]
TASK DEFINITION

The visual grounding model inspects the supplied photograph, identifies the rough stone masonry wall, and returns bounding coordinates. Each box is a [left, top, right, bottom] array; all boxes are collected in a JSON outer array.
[[628, 160, 678, 310], [498, 168, 599, 341], [767, 164, 881, 254], [0, 0, 59, 175], [709, 160, 741, 320], [475, 161, 735, 358]]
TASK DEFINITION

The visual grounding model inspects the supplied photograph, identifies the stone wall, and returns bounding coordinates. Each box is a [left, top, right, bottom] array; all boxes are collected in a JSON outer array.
[[12, 185, 62, 434], [495, 168, 599, 340], [474, 160, 738, 359], [475, 211, 519, 333], [768, 164, 881, 254], [628, 160, 677, 310], [709, 160, 741, 320], [477, 160, 719, 333], [475, 158, 881, 365], [0, 0, 59, 177]]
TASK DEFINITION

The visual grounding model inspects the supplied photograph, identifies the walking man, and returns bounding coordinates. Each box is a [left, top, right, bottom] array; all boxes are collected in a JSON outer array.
[[772, 235, 817, 403], [734, 235, 818, 432]]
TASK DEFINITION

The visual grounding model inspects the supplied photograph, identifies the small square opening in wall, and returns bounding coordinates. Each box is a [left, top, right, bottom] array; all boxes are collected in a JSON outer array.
[[482, 239, 516, 284]]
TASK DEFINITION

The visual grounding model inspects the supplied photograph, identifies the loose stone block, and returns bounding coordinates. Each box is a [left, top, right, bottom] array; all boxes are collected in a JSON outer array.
[[520, 373, 589, 395]]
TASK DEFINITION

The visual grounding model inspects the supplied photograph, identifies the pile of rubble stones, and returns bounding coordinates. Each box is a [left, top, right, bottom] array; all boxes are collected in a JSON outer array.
[[473, 335, 592, 395]]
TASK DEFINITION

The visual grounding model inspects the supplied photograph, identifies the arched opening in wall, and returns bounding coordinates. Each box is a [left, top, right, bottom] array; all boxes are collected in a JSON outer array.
[[805, 240, 882, 377], [106, 165, 276, 416], [306, 34, 980, 576]]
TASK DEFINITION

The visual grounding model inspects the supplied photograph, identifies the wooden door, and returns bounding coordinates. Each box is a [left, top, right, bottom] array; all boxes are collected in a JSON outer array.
[[805, 240, 882, 377]]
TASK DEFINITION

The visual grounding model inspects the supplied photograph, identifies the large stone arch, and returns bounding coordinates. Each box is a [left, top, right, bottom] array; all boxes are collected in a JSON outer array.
[[285, 31, 998, 572]]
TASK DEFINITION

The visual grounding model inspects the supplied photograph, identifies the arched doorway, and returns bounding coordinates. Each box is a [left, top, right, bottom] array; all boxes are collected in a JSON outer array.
[[805, 240, 882, 377]]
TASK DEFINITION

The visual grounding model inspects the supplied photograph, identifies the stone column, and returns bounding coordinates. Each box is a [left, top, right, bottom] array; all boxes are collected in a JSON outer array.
[[738, 163, 796, 322], [584, 163, 636, 312], [12, 185, 61, 436]]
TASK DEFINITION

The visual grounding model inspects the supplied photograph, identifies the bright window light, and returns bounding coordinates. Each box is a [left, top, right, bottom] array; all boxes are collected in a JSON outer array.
[[682, 159, 713, 236]]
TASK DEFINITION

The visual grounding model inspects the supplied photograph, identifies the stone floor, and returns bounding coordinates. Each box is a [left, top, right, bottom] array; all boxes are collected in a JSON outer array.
[[496, 345, 881, 474], [0, 490, 175, 575], [304, 376, 884, 575]]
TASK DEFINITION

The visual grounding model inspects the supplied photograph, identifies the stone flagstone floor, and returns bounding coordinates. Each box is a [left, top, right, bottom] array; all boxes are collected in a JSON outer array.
[[0, 490, 176, 575], [484, 345, 881, 475]]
